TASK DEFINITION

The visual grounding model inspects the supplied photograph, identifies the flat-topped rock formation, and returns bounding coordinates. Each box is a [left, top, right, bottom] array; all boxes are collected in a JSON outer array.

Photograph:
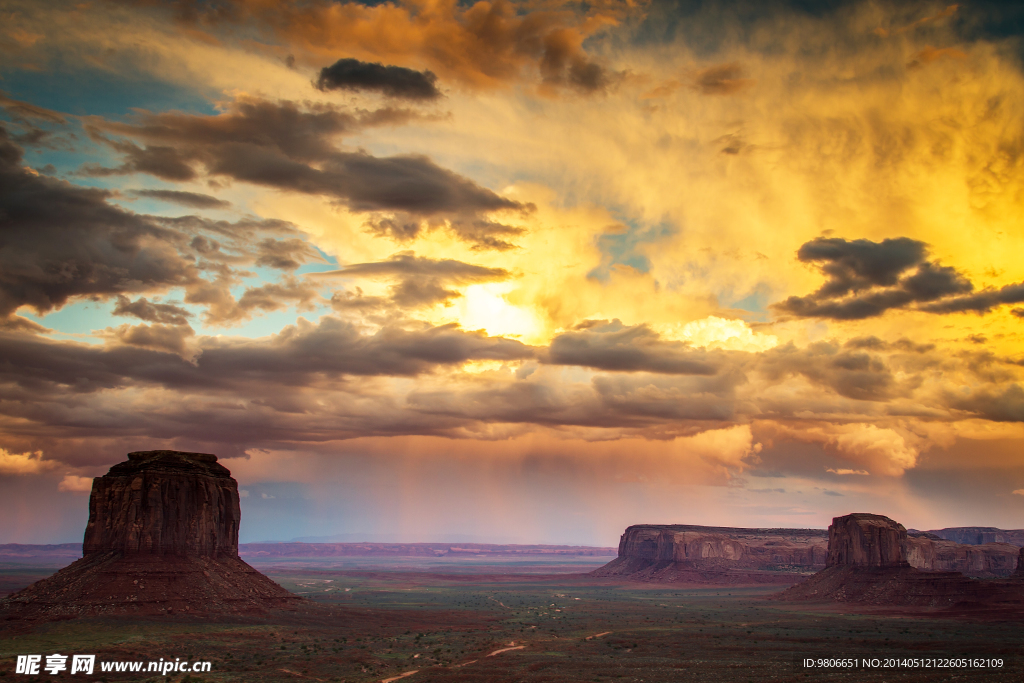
[[0, 451, 298, 619], [592, 519, 1021, 584], [591, 524, 830, 584], [827, 513, 908, 568], [84, 450, 239, 557], [778, 513, 1024, 615]]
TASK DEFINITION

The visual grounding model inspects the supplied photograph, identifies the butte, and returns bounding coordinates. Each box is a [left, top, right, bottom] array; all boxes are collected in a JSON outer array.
[[777, 512, 1024, 616], [0, 450, 298, 619]]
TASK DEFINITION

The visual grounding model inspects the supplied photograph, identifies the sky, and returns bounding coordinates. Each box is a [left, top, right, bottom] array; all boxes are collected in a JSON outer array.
[[2, 0, 1024, 545]]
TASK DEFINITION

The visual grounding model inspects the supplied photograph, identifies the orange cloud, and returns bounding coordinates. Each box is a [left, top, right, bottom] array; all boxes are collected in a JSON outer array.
[[165, 0, 631, 92]]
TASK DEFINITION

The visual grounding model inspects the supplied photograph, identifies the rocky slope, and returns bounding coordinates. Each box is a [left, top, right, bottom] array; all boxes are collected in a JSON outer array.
[[0, 450, 297, 619]]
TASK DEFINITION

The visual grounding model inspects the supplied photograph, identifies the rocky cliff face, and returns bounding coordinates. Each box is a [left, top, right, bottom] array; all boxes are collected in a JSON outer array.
[[595, 517, 1021, 584], [1016, 547, 1024, 579], [905, 535, 1019, 578], [1, 450, 296, 619], [83, 450, 239, 557], [826, 513, 908, 568], [592, 524, 829, 583]]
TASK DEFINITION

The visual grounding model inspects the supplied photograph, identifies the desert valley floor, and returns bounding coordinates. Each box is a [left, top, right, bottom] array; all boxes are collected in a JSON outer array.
[[2, 554, 1021, 683]]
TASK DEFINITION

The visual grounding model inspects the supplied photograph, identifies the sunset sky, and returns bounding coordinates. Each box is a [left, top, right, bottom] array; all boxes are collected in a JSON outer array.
[[2, 0, 1023, 545]]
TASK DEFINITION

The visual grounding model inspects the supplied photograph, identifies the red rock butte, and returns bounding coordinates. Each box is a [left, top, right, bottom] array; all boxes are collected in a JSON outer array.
[[826, 512, 909, 568], [0, 450, 298, 619], [84, 450, 240, 557], [778, 513, 1024, 615]]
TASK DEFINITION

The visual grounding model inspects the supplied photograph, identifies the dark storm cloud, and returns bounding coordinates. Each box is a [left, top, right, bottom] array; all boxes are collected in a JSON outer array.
[[538, 28, 612, 93], [545, 320, 719, 375], [592, 372, 744, 422], [132, 189, 231, 209], [918, 282, 1024, 314], [0, 125, 199, 318], [771, 236, 1018, 320], [693, 63, 752, 95], [86, 98, 528, 248], [947, 384, 1024, 422], [759, 341, 901, 401], [316, 59, 442, 100], [112, 295, 193, 326], [0, 124, 332, 327]]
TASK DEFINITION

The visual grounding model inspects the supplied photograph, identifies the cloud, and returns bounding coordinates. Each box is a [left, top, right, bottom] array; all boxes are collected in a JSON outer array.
[[948, 383, 1024, 423], [132, 189, 231, 209], [826, 468, 869, 475], [320, 252, 512, 307], [158, 0, 623, 93], [315, 59, 442, 100], [1014, 489, 1024, 496], [102, 322, 198, 358], [0, 126, 328, 327], [771, 236, 1021, 319], [255, 238, 324, 271], [692, 63, 753, 95], [759, 340, 902, 402], [57, 474, 93, 492], [0, 125, 201, 318], [0, 91, 67, 124], [86, 97, 530, 249], [546, 319, 720, 375], [0, 448, 54, 475], [113, 295, 193, 326]]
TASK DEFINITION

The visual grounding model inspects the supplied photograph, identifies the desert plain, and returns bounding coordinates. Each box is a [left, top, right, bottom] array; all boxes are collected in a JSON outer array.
[[2, 547, 1022, 683]]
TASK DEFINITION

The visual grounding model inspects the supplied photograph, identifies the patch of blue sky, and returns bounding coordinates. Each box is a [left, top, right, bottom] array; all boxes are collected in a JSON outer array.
[[587, 218, 676, 283], [206, 306, 335, 340], [20, 300, 119, 343], [725, 283, 774, 321], [295, 246, 340, 275], [0, 63, 217, 120]]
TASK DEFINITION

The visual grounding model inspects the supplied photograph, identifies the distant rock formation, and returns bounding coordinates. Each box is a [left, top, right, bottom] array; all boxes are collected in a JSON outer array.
[[778, 513, 1024, 615], [0, 451, 298, 619], [594, 518, 1021, 584], [1016, 547, 1024, 579], [925, 527, 1024, 547], [591, 525, 829, 584], [906, 534, 1019, 578], [240, 542, 617, 558]]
